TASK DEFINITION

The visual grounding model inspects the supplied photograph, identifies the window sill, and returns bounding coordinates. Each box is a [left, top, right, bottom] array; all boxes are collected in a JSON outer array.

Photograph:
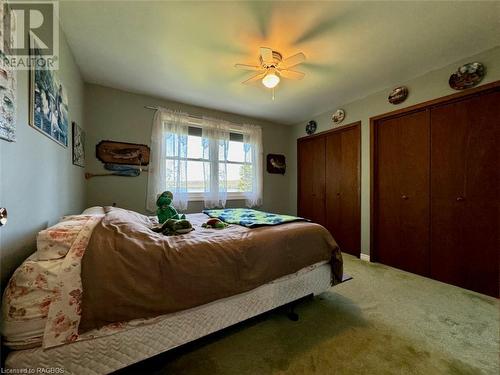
[[187, 193, 248, 202]]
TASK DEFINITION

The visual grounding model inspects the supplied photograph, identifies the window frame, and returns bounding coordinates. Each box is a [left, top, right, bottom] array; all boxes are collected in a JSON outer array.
[[165, 126, 253, 201]]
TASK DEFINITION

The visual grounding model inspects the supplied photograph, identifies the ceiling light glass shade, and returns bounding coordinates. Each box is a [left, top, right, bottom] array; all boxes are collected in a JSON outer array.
[[262, 71, 280, 88]]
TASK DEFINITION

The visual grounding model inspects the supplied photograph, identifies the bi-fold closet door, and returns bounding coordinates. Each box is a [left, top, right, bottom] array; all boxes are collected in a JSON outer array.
[[298, 124, 361, 257], [429, 90, 499, 297], [375, 109, 430, 276], [374, 88, 499, 297]]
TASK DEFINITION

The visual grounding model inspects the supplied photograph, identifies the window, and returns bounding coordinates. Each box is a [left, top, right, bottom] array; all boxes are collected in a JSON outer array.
[[165, 127, 253, 200]]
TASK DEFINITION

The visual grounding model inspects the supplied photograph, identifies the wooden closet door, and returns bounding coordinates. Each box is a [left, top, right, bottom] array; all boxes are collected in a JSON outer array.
[[298, 136, 326, 225], [375, 110, 430, 275], [430, 90, 499, 297], [325, 126, 360, 256]]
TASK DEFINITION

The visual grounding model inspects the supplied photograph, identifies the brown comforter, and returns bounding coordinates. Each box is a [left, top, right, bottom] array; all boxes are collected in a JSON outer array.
[[79, 207, 342, 332]]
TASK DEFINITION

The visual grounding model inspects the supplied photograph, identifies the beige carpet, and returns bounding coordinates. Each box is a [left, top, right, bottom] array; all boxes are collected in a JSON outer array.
[[117, 255, 499, 375]]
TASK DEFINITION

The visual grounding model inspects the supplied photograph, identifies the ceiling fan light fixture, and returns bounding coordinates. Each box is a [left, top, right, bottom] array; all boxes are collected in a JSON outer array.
[[262, 70, 280, 88]]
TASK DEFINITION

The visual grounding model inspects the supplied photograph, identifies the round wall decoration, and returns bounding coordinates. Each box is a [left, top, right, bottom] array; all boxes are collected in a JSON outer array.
[[449, 62, 485, 90], [332, 109, 346, 124], [305, 120, 317, 135], [388, 86, 409, 104]]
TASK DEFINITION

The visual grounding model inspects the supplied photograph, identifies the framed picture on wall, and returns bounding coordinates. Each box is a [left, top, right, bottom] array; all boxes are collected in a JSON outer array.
[[0, 3, 17, 142], [29, 37, 69, 147], [72, 121, 85, 167], [266, 154, 286, 174]]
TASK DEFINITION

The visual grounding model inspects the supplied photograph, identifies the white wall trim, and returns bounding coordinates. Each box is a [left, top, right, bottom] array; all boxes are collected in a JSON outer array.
[[360, 253, 370, 262]]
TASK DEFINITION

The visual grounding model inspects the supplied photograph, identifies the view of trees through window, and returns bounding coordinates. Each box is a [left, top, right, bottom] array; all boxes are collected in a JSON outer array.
[[165, 132, 253, 194]]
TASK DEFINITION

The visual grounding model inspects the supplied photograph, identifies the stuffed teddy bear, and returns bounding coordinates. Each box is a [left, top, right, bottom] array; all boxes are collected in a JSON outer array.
[[156, 191, 186, 224]]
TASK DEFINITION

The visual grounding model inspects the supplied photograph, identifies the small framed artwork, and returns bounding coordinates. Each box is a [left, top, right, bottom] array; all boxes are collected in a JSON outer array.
[[29, 37, 69, 147], [72, 122, 85, 167], [267, 154, 286, 175]]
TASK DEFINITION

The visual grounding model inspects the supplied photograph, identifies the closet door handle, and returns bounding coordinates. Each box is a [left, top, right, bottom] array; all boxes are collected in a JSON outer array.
[[456, 196, 465, 202], [401, 195, 409, 200]]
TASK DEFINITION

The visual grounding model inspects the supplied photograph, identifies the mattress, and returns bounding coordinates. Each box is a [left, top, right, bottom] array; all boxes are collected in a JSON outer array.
[[5, 261, 332, 374]]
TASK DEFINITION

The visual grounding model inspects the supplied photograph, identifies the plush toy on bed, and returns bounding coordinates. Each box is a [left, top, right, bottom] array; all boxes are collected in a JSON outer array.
[[152, 218, 193, 236], [156, 191, 186, 223], [202, 218, 228, 229]]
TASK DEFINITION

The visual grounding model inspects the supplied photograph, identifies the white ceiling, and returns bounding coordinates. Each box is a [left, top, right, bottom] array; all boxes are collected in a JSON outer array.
[[59, 1, 500, 125]]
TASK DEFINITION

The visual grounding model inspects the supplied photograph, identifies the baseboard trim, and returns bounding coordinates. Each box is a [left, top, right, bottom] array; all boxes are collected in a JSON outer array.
[[360, 253, 370, 262]]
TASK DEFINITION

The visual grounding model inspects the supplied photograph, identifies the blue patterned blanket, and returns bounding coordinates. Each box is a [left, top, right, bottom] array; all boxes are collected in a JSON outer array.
[[202, 208, 309, 228]]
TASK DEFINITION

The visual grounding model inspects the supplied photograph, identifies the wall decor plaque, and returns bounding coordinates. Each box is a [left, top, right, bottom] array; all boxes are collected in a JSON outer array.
[[266, 154, 286, 174], [96, 140, 150, 166], [388, 86, 409, 104], [449, 62, 485, 90], [332, 109, 346, 124], [305, 120, 317, 135]]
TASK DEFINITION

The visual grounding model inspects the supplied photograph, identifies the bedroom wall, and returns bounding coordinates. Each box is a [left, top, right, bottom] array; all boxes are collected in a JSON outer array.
[[288, 46, 500, 257], [84, 84, 292, 215], [0, 30, 86, 286]]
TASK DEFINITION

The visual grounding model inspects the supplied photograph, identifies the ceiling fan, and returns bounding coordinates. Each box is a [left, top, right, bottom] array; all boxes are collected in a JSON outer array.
[[235, 47, 306, 90]]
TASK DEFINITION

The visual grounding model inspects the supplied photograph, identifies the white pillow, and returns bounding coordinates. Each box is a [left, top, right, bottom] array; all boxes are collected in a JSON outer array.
[[81, 206, 105, 215]]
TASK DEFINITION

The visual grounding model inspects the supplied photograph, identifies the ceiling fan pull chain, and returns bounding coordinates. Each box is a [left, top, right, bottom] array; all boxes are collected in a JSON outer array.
[[272, 87, 275, 101]]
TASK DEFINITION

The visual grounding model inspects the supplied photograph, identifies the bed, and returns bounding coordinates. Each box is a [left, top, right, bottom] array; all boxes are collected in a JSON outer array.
[[2, 206, 343, 374]]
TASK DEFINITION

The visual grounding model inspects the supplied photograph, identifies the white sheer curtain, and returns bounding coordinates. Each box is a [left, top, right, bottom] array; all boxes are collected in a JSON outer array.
[[146, 108, 190, 212], [201, 117, 231, 208], [242, 124, 263, 207]]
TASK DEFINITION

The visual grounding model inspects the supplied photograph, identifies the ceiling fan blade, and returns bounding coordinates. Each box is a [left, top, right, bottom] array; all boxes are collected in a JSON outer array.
[[242, 71, 267, 85], [280, 52, 306, 69], [260, 47, 273, 64], [235, 64, 262, 71], [279, 69, 305, 80]]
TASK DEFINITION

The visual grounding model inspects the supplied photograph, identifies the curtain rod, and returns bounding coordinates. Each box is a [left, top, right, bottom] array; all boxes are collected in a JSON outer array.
[[143, 106, 260, 134], [144, 105, 204, 122], [143, 105, 253, 132]]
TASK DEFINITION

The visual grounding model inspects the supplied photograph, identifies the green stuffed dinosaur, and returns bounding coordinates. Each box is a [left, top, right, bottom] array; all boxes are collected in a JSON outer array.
[[156, 191, 186, 224]]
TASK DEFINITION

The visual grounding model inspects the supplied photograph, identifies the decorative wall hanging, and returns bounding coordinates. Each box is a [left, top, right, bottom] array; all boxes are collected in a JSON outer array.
[[388, 86, 409, 104], [266, 154, 286, 174], [305, 120, 317, 135], [332, 109, 345, 124], [72, 122, 85, 167], [449, 62, 485, 90], [96, 140, 150, 166], [0, 3, 16, 142], [29, 38, 69, 147], [85, 164, 146, 179]]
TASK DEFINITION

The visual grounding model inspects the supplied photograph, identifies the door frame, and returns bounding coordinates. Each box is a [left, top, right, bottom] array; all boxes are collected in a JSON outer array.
[[298, 121, 361, 256], [370, 80, 500, 262]]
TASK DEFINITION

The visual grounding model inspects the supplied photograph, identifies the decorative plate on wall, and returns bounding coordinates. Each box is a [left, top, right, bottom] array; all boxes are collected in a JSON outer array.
[[332, 109, 345, 124], [306, 120, 317, 135], [388, 86, 408, 104], [449, 62, 485, 90]]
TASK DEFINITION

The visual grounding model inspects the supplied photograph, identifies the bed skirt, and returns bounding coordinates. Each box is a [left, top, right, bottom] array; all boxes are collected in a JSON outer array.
[[6, 262, 332, 375]]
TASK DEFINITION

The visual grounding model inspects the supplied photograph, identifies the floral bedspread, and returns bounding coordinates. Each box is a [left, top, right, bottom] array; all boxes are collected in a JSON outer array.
[[42, 216, 102, 348]]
